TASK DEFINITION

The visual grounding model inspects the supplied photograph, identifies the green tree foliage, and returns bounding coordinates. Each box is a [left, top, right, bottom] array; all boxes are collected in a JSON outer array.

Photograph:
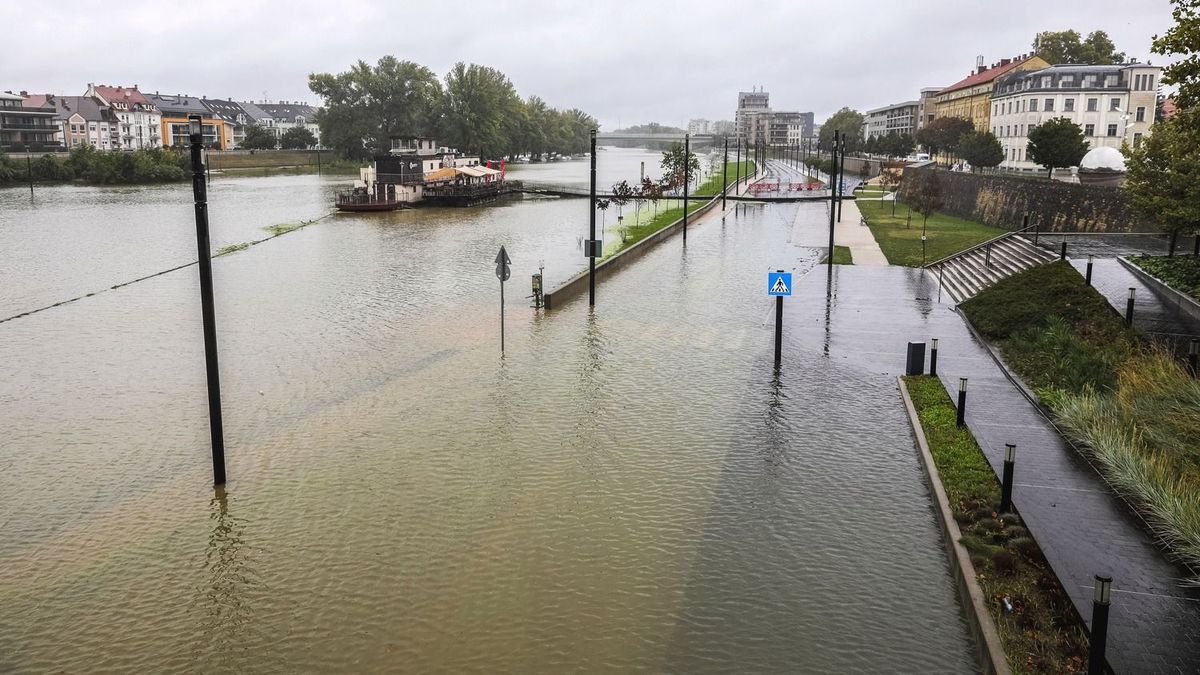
[[1123, 0, 1200, 254], [440, 62, 522, 157], [1033, 29, 1127, 65], [915, 116, 974, 163], [1155, 0, 1200, 108], [899, 169, 945, 229], [241, 124, 277, 150], [876, 132, 916, 158], [1123, 110, 1200, 252], [0, 145, 187, 185], [956, 131, 1005, 171], [280, 126, 317, 150], [0, 152, 19, 183], [660, 142, 700, 192], [309, 56, 443, 160], [818, 108, 866, 152], [1026, 117, 1089, 178], [309, 56, 596, 162]]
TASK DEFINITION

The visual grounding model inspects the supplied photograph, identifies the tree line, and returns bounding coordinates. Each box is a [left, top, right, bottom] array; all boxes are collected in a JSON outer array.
[[0, 144, 187, 185], [308, 56, 598, 161]]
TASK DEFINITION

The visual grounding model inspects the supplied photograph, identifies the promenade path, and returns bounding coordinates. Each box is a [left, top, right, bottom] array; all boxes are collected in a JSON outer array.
[[780, 263, 1200, 673]]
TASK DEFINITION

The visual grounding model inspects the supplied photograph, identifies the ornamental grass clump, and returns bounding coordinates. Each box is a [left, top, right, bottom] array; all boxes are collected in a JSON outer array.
[[1055, 349, 1200, 574]]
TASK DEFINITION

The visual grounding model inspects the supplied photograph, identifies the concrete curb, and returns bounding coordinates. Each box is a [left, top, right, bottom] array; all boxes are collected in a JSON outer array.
[[542, 174, 753, 311], [1116, 256, 1200, 326], [898, 377, 1012, 675]]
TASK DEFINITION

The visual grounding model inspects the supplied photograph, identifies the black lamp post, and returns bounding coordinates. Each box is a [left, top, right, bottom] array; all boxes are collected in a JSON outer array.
[[956, 377, 968, 427], [1087, 576, 1112, 675], [1000, 444, 1016, 512], [189, 114, 227, 486], [1125, 288, 1135, 326], [929, 338, 939, 376], [1085, 254, 1094, 286]]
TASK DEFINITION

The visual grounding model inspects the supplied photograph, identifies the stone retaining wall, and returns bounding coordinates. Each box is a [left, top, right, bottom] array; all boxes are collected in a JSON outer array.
[[906, 166, 1151, 233]]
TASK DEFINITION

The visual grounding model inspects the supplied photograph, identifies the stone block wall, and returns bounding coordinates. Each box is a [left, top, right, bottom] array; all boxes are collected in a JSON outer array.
[[904, 166, 1151, 233]]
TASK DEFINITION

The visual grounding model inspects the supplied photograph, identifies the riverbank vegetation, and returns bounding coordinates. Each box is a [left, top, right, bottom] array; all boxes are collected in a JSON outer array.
[[820, 246, 853, 265], [904, 375, 1089, 674], [1128, 255, 1200, 302], [856, 196, 1004, 267], [0, 146, 188, 186], [309, 56, 596, 161], [695, 161, 756, 196], [960, 262, 1200, 576], [606, 199, 706, 258]]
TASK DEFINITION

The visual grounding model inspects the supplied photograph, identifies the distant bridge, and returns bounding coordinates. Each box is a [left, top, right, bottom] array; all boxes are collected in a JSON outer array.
[[596, 132, 721, 143]]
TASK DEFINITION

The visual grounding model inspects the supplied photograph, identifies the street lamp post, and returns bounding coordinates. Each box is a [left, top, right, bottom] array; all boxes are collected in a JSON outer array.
[[1088, 576, 1113, 675], [683, 133, 690, 244], [188, 114, 227, 486]]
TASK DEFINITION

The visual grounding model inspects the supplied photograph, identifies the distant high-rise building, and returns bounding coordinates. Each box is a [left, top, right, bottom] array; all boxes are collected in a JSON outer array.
[[734, 87, 812, 146], [736, 88, 769, 141]]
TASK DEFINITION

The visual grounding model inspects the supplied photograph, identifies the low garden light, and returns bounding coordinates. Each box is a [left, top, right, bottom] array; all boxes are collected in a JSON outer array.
[[1126, 288, 1136, 326], [929, 338, 939, 376], [956, 377, 968, 427], [1088, 575, 1113, 675], [1000, 444, 1016, 512], [1085, 254, 1094, 286]]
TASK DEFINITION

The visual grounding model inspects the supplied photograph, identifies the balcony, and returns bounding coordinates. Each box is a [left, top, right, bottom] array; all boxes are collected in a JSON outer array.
[[1, 121, 60, 131]]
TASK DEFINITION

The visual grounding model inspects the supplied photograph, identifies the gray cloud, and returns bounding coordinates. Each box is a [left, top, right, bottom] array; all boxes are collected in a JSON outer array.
[[4, 0, 1176, 128]]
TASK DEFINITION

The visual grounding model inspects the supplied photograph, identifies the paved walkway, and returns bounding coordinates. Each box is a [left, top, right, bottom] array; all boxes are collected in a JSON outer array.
[[783, 265, 1200, 673], [1066, 256, 1200, 352]]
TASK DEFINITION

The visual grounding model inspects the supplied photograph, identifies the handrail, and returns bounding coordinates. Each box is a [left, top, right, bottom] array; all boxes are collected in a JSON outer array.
[[924, 222, 1040, 269]]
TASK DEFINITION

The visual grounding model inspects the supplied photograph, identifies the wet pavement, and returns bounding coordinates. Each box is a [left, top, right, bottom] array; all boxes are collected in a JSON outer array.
[[778, 264, 1200, 673]]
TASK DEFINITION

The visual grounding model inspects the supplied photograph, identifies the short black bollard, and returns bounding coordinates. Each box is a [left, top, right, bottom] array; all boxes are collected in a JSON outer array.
[[1085, 254, 1094, 286], [1087, 575, 1112, 675], [929, 338, 939, 376], [1000, 444, 1016, 512], [956, 378, 968, 427], [1194, 233, 1199, 257], [906, 341, 926, 376], [1125, 288, 1135, 326], [1060, 240, 1067, 260], [1189, 338, 1198, 377]]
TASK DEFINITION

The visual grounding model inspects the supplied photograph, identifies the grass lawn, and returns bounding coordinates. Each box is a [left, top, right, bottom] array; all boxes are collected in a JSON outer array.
[[695, 161, 756, 196], [857, 197, 1006, 267], [961, 262, 1200, 577], [905, 376, 1088, 674], [604, 199, 707, 258], [819, 246, 853, 265], [1128, 255, 1200, 302]]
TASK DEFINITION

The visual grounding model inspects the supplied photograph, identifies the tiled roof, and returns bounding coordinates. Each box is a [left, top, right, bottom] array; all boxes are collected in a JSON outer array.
[[144, 93, 210, 115], [258, 102, 317, 119], [92, 85, 151, 106], [53, 96, 118, 122], [939, 56, 1038, 95]]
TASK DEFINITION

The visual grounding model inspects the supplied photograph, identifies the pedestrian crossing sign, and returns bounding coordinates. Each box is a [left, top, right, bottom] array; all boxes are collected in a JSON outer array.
[[768, 271, 792, 296]]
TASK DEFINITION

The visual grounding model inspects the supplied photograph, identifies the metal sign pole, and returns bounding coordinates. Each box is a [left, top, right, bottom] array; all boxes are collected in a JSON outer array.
[[589, 130, 597, 306], [722, 138, 729, 211], [683, 133, 690, 244]]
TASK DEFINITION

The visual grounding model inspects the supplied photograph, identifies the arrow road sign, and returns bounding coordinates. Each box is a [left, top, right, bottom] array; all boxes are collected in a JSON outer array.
[[768, 271, 792, 296], [495, 246, 511, 282]]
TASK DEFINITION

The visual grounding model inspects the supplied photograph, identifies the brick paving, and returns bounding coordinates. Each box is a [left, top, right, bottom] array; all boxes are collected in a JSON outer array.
[[784, 265, 1200, 673]]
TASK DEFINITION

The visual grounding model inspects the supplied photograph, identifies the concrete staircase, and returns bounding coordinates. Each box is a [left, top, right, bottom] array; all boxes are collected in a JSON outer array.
[[927, 234, 1058, 304]]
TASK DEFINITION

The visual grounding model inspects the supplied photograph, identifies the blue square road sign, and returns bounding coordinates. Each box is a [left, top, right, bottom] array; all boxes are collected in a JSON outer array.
[[768, 271, 792, 296]]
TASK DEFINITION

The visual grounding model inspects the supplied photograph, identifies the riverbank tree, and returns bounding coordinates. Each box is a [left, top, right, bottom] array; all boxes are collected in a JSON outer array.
[[309, 56, 596, 161], [0, 145, 187, 186]]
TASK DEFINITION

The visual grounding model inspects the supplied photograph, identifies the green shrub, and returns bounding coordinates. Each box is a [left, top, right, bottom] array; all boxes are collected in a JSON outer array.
[[1129, 255, 1200, 301]]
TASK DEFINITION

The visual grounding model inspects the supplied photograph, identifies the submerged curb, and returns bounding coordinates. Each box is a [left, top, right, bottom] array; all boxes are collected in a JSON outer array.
[[542, 175, 753, 310], [898, 377, 1012, 675]]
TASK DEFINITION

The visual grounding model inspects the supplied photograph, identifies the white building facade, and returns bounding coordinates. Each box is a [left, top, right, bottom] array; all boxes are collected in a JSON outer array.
[[85, 84, 161, 149], [864, 100, 918, 140], [989, 63, 1160, 171]]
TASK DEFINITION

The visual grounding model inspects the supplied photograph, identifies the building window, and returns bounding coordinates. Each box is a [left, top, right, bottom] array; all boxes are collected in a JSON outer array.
[[1045, 98, 1055, 111], [1110, 98, 1121, 111], [1087, 98, 1098, 112], [1061, 76, 1074, 87], [1029, 98, 1038, 112], [1136, 106, 1145, 122], [1041, 76, 1051, 88], [1134, 132, 1144, 146], [1064, 98, 1074, 112], [1107, 124, 1118, 137], [1084, 123, 1095, 136], [1105, 75, 1119, 87], [1148, 74, 1155, 90]]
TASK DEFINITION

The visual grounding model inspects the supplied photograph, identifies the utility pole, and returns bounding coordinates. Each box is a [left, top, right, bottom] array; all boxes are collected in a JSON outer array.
[[722, 137, 729, 211], [683, 133, 690, 244], [588, 129, 597, 306], [837, 137, 846, 223], [735, 139, 742, 195], [828, 130, 839, 273], [188, 114, 226, 486]]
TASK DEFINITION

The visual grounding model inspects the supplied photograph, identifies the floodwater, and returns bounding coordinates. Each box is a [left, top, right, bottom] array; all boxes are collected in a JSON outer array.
[[0, 148, 975, 673]]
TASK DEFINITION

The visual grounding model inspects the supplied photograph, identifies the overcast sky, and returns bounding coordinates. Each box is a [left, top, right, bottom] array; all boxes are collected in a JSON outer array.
[[7, 0, 1177, 129]]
